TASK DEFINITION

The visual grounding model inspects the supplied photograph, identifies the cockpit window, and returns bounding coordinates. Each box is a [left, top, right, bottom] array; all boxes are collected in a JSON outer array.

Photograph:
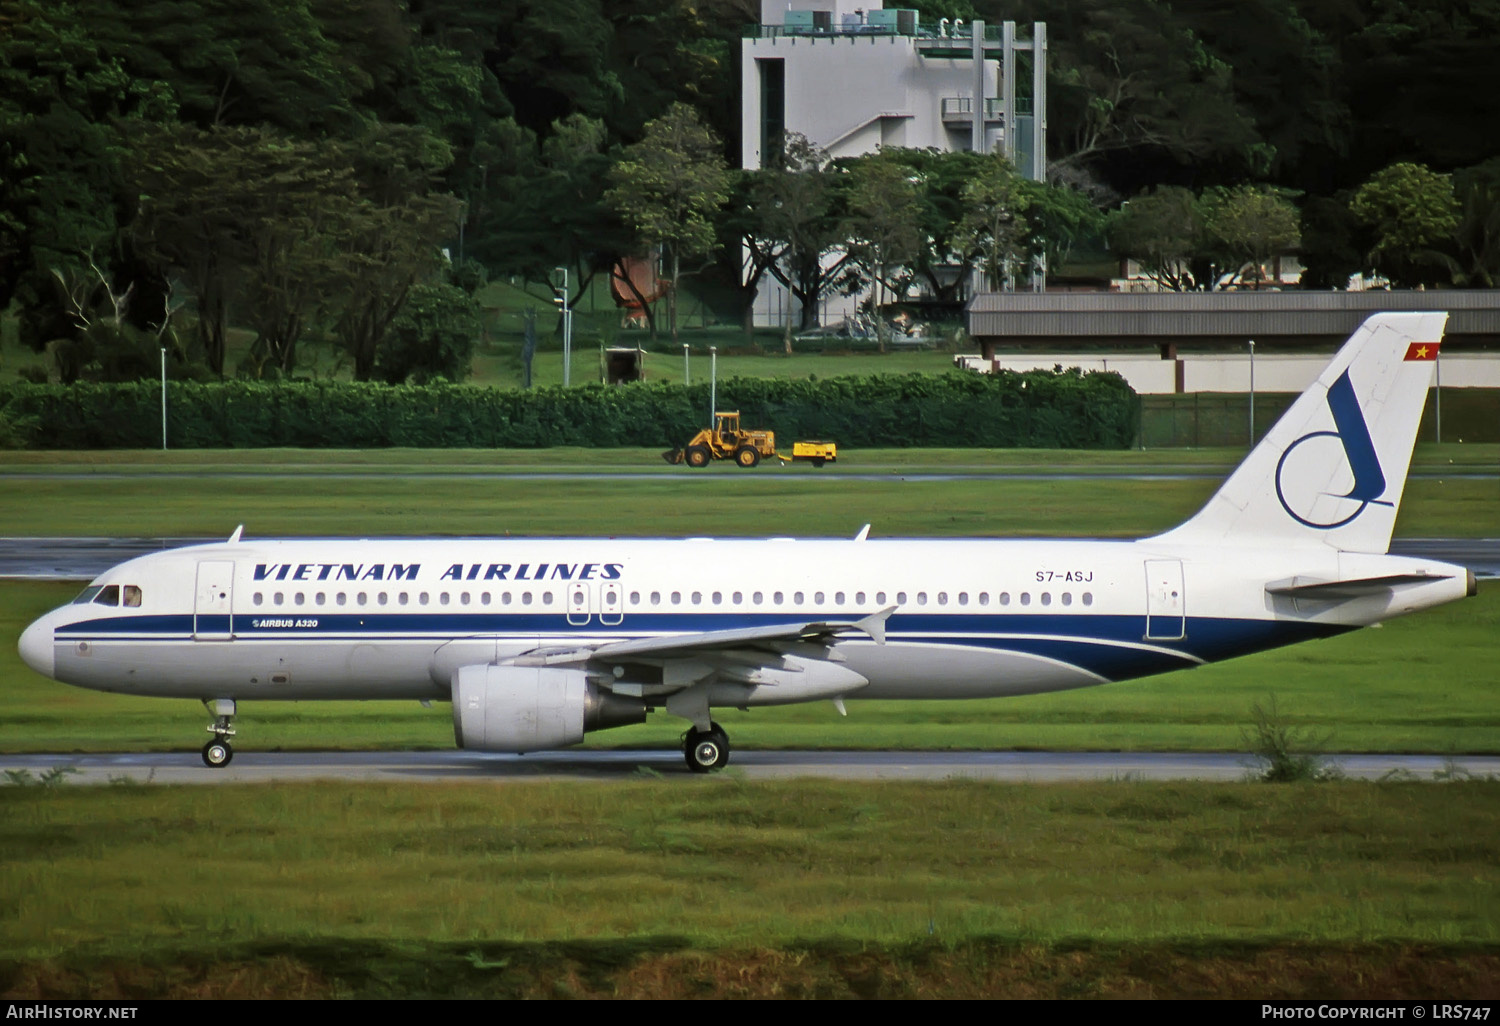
[[123, 585, 142, 607], [72, 585, 103, 604], [93, 585, 120, 606]]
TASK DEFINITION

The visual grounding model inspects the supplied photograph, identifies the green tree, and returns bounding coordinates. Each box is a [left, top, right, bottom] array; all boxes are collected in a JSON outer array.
[[1106, 186, 1203, 291], [873, 148, 992, 305], [605, 103, 730, 343], [78, 0, 360, 133], [844, 154, 924, 348], [376, 280, 479, 384], [1349, 162, 1459, 287], [743, 133, 851, 344], [952, 154, 1033, 293], [329, 126, 461, 380], [0, 0, 175, 346], [1450, 158, 1500, 289], [1021, 179, 1106, 282], [1172, 0, 1347, 182], [1007, 0, 1264, 189], [1200, 184, 1301, 286]]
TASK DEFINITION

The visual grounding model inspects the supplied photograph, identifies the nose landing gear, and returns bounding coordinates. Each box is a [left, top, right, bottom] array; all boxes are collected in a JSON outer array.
[[201, 698, 237, 768]]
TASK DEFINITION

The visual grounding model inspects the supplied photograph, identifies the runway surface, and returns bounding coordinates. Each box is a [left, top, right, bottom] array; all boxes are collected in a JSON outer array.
[[2, 536, 1496, 580], [3, 749, 1496, 784]]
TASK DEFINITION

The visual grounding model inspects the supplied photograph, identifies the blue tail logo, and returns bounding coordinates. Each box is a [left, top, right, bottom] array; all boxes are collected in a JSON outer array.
[[1274, 369, 1391, 529]]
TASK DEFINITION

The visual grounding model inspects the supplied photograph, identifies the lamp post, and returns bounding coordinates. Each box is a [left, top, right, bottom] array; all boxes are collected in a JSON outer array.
[[1247, 338, 1256, 446], [682, 343, 690, 385], [160, 347, 168, 450], [553, 267, 572, 387], [709, 345, 717, 427]]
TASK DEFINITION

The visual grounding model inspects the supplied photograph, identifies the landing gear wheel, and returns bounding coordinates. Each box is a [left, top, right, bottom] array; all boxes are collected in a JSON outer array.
[[685, 445, 711, 468], [683, 722, 731, 773], [202, 739, 233, 767], [735, 446, 760, 468]]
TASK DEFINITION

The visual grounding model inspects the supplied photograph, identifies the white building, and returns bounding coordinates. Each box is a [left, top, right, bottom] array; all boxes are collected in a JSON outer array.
[[740, 2, 1045, 329], [741, 2, 1002, 170]]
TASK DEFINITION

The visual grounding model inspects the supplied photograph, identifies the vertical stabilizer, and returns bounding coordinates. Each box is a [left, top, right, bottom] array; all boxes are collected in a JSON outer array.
[[1153, 311, 1447, 554]]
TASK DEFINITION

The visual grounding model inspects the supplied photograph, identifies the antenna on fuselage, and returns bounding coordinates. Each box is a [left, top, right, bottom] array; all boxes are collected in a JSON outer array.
[[854, 524, 871, 541], [228, 525, 244, 543]]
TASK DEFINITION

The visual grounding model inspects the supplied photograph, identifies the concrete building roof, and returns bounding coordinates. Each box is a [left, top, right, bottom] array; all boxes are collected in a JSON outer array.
[[966, 291, 1500, 348]]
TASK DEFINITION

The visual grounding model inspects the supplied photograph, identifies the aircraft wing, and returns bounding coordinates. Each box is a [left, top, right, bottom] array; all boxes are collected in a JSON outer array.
[[510, 606, 894, 669]]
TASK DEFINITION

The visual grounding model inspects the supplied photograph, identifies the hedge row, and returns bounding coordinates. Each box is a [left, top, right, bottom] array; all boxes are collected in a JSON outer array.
[[0, 369, 1139, 450]]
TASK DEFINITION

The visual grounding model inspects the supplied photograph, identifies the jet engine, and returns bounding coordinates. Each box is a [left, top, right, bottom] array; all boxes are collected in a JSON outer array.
[[451, 664, 647, 753]]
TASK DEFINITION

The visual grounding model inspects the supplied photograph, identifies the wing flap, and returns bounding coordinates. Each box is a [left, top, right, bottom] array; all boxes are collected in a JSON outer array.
[[509, 606, 896, 668]]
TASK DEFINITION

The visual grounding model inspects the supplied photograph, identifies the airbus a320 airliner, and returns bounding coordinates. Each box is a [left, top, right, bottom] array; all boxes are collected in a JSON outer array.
[[18, 312, 1476, 771]]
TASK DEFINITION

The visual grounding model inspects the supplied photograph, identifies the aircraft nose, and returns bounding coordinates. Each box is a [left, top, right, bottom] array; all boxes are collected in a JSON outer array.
[[18, 617, 54, 678]]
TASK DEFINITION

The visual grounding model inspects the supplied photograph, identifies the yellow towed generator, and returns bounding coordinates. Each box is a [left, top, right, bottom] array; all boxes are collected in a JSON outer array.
[[663, 411, 837, 468]]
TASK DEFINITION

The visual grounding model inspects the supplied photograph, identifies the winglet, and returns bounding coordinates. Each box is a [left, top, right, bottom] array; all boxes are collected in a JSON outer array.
[[851, 605, 897, 645], [228, 525, 244, 543], [854, 524, 871, 541]]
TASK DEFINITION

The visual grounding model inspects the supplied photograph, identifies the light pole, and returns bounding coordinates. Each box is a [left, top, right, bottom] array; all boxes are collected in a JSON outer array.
[[160, 347, 168, 450], [1435, 348, 1442, 443], [1247, 338, 1256, 446], [553, 267, 572, 387], [682, 343, 689, 385], [709, 345, 717, 427]]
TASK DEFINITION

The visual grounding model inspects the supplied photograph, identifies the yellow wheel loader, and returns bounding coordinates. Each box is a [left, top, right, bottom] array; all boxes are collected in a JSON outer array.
[[662, 411, 837, 469]]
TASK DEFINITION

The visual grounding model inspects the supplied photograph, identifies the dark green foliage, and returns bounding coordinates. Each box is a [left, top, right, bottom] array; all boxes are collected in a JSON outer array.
[[376, 282, 480, 385], [0, 369, 1138, 450]]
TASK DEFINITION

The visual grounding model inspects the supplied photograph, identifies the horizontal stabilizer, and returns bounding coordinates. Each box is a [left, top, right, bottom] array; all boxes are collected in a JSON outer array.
[[1266, 572, 1453, 600]]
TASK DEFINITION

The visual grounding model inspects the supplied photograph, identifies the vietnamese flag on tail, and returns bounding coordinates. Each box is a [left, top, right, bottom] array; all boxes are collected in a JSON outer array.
[[1404, 341, 1440, 361]]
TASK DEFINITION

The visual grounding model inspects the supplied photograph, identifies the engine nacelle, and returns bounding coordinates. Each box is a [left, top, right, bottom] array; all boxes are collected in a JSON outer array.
[[451, 664, 646, 753]]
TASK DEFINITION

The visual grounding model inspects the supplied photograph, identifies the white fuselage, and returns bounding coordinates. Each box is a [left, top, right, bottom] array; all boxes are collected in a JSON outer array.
[[19, 536, 1471, 705]]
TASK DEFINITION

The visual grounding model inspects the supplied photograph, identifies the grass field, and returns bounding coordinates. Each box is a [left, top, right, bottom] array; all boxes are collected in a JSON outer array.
[[0, 444, 1494, 538], [2, 780, 1498, 998]]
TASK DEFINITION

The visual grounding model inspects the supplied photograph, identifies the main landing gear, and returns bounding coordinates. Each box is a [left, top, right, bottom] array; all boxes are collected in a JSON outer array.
[[202, 698, 236, 768], [683, 722, 730, 773]]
